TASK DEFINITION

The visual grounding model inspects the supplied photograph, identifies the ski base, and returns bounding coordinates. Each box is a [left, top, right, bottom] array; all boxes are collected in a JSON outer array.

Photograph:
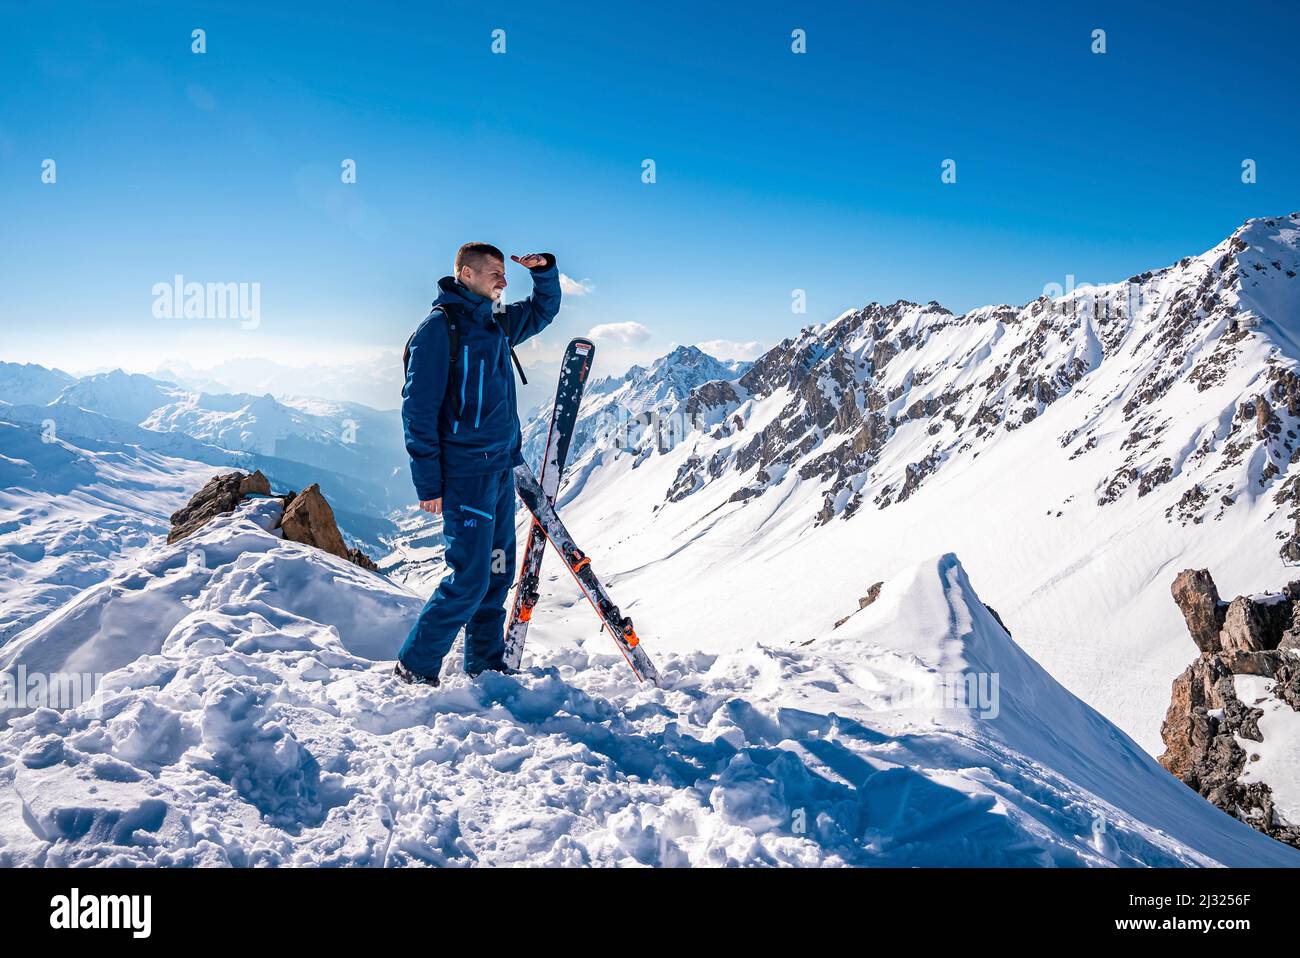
[[504, 338, 595, 670]]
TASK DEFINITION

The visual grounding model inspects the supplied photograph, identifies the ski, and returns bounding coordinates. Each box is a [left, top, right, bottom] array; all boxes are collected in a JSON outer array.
[[504, 337, 596, 669], [512, 463, 663, 686]]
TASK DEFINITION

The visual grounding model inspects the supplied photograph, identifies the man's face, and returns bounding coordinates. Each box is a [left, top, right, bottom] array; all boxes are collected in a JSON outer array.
[[459, 256, 507, 301]]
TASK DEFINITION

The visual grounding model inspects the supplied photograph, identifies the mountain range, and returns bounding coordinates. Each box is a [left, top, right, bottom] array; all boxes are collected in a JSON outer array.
[[2, 212, 1299, 864]]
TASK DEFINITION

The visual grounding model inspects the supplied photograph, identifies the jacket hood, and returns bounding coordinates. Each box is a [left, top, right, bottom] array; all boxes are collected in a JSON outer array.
[[433, 276, 494, 320]]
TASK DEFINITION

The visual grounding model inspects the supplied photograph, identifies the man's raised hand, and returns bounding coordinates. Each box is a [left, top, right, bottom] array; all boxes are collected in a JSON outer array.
[[511, 253, 548, 270]]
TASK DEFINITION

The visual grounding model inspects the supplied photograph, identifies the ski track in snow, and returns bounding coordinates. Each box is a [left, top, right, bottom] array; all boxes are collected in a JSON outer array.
[[0, 501, 1294, 867]]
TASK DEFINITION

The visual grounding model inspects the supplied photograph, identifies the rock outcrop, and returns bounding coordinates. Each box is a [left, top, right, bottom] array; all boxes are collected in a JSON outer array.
[[831, 581, 884, 630], [280, 483, 378, 571], [1170, 569, 1227, 653], [1160, 568, 1300, 848], [169, 471, 378, 572], [168, 470, 271, 544]]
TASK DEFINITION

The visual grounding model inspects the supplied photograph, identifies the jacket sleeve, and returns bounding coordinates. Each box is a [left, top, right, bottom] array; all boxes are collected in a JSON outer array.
[[504, 254, 562, 346], [402, 316, 449, 501]]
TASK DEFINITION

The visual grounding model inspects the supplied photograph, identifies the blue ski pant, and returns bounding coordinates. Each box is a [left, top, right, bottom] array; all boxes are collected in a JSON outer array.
[[399, 466, 516, 678]]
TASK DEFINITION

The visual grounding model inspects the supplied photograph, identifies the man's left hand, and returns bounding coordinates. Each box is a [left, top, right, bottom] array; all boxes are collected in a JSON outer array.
[[511, 253, 549, 270]]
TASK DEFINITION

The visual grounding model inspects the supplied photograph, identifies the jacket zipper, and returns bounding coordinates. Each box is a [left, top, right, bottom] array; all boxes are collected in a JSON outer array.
[[453, 344, 468, 434], [474, 359, 484, 428]]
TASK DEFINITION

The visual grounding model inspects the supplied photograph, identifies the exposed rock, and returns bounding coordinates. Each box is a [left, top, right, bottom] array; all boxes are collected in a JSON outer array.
[[832, 581, 883, 629], [347, 547, 379, 572], [1166, 484, 1209, 524], [1220, 595, 1289, 654], [666, 455, 705, 503], [983, 604, 1013, 638], [168, 470, 271, 544], [1137, 460, 1174, 497], [280, 484, 350, 560], [1170, 569, 1227, 653], [632, 216, 1300, 529], [684, 380, 740, 419], [1256, 394, 1280, 440], [1159, 654, 1232, 781], [859, 581, 883, 609], [1160, 567, 1300, 849], [897, 454, 940, 504]]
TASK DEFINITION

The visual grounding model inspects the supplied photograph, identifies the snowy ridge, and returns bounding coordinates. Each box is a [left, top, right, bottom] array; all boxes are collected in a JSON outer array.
[[641, 213, 1300, 524], [0, 362, 76, 407], [1, 499, 1290, 866]]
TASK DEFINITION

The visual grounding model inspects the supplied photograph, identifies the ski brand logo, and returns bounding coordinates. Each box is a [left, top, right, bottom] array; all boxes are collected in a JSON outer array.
[[459, 504, 491, 530], [49, 888, 152, 939]]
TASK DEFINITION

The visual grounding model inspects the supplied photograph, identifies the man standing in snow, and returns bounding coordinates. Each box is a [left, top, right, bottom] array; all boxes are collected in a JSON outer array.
[[396, 243, 561, 685]]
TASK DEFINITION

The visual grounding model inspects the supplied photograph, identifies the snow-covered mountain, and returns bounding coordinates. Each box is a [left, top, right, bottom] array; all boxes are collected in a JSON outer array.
[[52, 375, 408, 492], [375, 508, 448, 594], [1, 494, 1291, 866], [520, 344, 752, 484], [12, 366, 407, 486], [53, 370, 191, 426], [520, 213, 1300, 756], [140, 392, 397, 463], [0, 362, 76, 407], [1, 366, 412, 533], [0, 401, 235, 467]]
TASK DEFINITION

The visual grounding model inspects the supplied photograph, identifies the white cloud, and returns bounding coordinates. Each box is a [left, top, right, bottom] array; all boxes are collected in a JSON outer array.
[[559, 274, 595, 296], [587, 321, 651, 345], [696, 338, 767, 361]]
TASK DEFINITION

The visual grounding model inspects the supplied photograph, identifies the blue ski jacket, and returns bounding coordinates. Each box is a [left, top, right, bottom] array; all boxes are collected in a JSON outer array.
[[402, 257, 561, 501]]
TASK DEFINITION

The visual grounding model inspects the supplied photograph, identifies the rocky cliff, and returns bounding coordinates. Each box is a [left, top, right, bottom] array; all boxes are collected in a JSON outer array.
[[1161, 568, 1300, 848]]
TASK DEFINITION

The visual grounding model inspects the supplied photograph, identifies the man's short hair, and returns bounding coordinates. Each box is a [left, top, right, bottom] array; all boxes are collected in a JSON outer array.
[[455, 242, 505, 275]]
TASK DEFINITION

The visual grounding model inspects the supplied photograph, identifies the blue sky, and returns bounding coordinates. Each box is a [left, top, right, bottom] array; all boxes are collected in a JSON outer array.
[[2, 0, 1298, 380]]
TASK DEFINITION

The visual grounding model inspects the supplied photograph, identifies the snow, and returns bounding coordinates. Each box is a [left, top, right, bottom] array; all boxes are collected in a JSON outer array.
[[0, 419, 219, 644], [1234, 673, 1300, 828], [0, 499, 415, 694], [0, 499, 1293, 865]]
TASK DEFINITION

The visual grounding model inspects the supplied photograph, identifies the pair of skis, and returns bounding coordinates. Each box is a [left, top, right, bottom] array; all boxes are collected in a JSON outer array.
[[504, 339, 662, 686]]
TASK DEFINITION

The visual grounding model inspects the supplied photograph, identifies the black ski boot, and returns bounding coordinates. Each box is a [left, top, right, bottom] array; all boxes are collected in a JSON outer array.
[[393, 661, 440, 687]]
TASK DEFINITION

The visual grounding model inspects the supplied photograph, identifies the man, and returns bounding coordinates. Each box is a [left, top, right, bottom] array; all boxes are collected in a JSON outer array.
[[396, 242, 561, 685]]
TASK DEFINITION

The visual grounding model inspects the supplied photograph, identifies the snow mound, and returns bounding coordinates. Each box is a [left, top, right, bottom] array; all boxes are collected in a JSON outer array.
[[1, 520, 1292, 866], [0, 419, 221, 644], [0, 498, 416, 694]]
